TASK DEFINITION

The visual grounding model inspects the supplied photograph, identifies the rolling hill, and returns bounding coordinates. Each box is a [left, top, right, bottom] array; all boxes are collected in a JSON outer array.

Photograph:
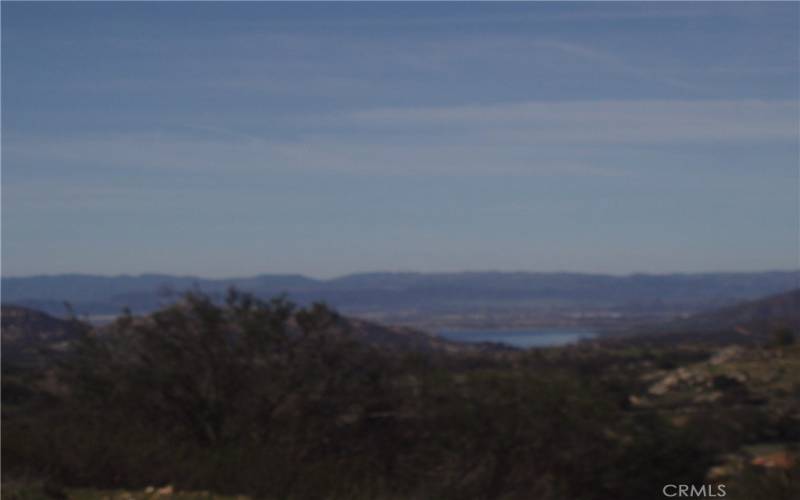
[[668, 288, 800, 336], [1, 305, 86, 363]]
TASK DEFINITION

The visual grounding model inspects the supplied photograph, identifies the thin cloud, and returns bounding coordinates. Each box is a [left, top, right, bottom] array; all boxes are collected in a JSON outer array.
[[345, 99, 798, 144], [6, 98, 796, 179], [533, 40, 707, 91]]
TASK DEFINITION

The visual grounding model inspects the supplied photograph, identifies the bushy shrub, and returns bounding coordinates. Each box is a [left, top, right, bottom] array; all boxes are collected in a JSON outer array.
[[4, 291, 714, 500]]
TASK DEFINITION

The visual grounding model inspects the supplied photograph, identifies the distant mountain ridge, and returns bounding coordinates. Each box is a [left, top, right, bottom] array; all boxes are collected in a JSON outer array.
[[3, 270, 798, 318]]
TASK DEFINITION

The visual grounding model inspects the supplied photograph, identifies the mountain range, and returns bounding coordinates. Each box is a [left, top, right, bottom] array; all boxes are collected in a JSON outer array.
[[2, 271, 797, 322]]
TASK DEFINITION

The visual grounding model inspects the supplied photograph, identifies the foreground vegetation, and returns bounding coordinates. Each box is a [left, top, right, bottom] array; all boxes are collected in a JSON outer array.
[[3, 292, 798, 499]]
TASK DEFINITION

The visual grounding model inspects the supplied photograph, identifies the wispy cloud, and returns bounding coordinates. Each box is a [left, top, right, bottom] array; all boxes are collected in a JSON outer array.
[[532, 40, 707, 91], [2, 132, 619, 178], [342, 99, 799, 143], [33, 22, 788, 109], [6, 99, 796, 179]]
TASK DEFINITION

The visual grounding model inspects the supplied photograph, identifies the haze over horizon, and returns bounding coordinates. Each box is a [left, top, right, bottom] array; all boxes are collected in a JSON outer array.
[[3, 268, 799, 282], [3, 2, 798, 279]]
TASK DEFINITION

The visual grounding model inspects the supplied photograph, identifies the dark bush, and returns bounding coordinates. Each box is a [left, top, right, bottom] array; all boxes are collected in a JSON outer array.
[[3, 291, 715, 500]]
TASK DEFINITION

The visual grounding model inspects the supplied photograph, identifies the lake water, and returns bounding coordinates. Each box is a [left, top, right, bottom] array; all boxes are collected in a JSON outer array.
[[438, 329, 598, 348]]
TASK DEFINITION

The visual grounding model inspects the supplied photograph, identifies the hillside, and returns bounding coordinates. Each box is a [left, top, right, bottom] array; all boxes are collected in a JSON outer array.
[[5, 292, 798, 500], [1, 305, 86, 364], [338, 317, 507, 354], [678, 289, 800, 334], [661, 288, 800, 338]]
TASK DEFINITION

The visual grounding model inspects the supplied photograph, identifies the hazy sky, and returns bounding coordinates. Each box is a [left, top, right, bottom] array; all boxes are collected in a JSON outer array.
[[2, 2, 798, 278]]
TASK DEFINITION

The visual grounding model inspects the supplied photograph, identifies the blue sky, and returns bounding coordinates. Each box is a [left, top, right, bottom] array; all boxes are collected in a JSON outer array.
[[2, 2, 798, 278]]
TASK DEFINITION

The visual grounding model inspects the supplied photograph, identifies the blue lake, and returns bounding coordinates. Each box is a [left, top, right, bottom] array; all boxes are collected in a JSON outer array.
[[438, 329, 598, 348]]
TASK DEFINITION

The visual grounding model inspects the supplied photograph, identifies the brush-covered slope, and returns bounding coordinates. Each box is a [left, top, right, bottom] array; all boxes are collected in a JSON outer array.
[[1, 305, 85, 363], [672, 289, 799, 335]]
